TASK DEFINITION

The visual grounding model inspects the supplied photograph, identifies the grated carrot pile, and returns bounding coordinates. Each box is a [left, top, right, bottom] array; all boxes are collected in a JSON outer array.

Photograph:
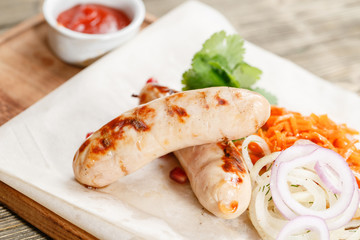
[[252, 106, 360, 175]]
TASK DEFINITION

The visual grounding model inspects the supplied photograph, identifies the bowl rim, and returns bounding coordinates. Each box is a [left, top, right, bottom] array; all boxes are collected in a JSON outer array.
[[42, 0, 146, 40]]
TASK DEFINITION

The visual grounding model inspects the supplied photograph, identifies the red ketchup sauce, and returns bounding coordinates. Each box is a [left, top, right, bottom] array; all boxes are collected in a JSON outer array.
[[57, 4, 131, 34]]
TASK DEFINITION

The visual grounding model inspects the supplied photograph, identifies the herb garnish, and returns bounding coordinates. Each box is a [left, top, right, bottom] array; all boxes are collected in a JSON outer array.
[[181, 31, 277, 104]]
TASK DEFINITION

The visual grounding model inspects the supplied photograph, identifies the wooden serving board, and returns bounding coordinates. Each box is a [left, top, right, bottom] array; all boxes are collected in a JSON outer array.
[[0, 13, 156, 240]]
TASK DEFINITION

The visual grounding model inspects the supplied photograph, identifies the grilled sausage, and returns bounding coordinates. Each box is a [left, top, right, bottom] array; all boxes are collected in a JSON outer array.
[[139, 83, 254, 219], [174, 140, 252, 219], [73, 86, 270, 189], [138, 82, 178, 105]]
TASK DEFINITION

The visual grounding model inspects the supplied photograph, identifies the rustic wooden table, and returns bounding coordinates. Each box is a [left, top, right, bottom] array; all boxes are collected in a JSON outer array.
[[0, 0, 359, 239]]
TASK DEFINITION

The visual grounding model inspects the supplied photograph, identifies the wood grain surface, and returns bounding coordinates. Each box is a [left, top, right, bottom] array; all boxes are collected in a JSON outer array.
[[0, 0, 360, 239], [0, 182, 97, 240], [0, 14, 82, 126]]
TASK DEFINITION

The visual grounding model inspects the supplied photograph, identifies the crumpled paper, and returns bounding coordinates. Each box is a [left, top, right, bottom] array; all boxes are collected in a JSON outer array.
[[1, 1, 359, 239]]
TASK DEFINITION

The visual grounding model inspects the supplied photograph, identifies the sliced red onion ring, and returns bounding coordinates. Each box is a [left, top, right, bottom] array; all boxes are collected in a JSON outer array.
[[276, 215, 329, 240], [315, 160, 341, 194], [276, 148, 355, 220], [326, 182, 360, 230], [270, 144, 320, 219]]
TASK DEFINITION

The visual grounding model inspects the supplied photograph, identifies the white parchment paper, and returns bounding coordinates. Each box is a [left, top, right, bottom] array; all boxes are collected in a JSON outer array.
[[1, 1, 360, 239]]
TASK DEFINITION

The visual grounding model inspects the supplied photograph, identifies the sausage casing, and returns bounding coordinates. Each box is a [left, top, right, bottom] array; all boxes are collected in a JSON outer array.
[[174, 141, 252, 219], [73, 86, 270, 188], [139, 83, 257, 219]]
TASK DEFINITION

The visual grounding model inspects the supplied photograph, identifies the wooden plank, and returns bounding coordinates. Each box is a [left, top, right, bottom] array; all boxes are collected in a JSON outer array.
[[0, 182, 98, 240], [0, 205, 48, 239], [0, 13, 155, 126], [0, 13, 156, 239], [0, 14, 44, 45]]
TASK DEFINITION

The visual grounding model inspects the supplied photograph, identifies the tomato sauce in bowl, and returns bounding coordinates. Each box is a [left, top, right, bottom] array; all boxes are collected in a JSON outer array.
[[43, 0, 145, 65], [57, 4, 131, 34]]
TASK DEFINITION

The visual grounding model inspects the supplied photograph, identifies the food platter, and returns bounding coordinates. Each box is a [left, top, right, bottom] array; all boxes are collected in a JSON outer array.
[[0, 1, 360, 239]]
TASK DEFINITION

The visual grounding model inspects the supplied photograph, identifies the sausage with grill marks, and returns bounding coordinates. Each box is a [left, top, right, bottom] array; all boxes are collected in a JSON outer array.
[[73, 86, 270, 193], [138, 83, 265, 219]]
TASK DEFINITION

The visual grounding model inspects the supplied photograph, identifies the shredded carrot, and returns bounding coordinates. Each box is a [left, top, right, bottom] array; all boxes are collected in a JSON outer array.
[[248, 142, 265, 164], [252, 106, 360, 177]]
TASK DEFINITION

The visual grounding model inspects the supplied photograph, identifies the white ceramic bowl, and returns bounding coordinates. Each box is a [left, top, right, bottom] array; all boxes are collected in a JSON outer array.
[[43, 0, 145, 66]]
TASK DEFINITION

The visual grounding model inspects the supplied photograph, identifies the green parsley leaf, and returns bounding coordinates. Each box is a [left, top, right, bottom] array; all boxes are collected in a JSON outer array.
[[233, 62, 262, 88], [199, 31, 245, 70], [181, 31, 277, 104]]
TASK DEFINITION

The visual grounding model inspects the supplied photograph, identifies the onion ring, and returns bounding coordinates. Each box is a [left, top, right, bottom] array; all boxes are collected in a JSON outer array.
[[326, 184, 359, 230], [276, 148, 355, 220], [250, 151, 280, 185], [315, 160, 341, 194], [249, 144, 360, 239], [270, 144, 320, 219], [276, 215, 329, 240], [242, 135, 271, 170]]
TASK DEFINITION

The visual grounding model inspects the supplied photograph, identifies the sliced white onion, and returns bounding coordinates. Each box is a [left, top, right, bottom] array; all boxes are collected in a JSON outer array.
[[249, 142, 360, 239], [242, 135, 271, 170], [276, 215, 329, 240], [287, 175, 327, 211], [289, 167, 343, 212], [331, 219, 360, 240], [326, 185, 359, 230], [276, 148, 355, 221], [348, 230, 360, 240], [249, 167, 359, 240], [250, 151, 280, 185], [270, 144, 320, 219], [249, 168, 323, 240], [249, 178, 288, 240]]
